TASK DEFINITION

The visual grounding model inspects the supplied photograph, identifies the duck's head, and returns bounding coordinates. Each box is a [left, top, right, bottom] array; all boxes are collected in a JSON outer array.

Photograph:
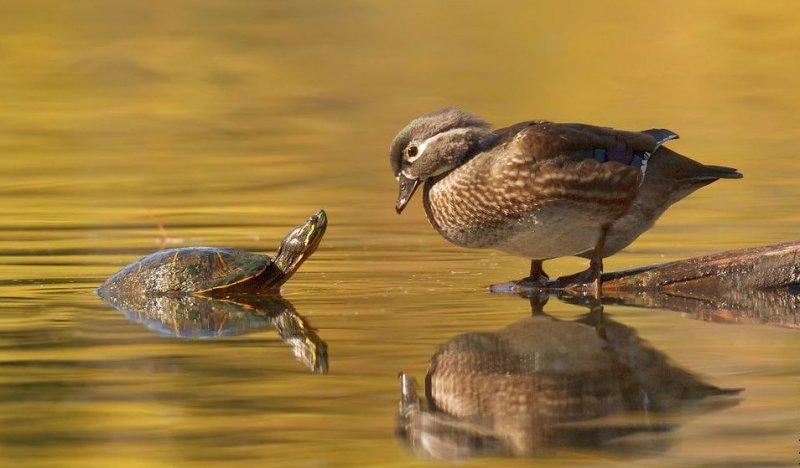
[[389, 109, 490, 214]]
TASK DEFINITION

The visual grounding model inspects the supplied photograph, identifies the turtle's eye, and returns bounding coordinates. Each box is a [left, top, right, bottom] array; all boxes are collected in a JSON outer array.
[[405, 145, 418, 160]]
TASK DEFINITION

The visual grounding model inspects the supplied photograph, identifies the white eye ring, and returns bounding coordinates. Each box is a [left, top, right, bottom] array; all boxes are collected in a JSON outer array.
[[405, 134, 438, 163], [405, 145, 419, 161]]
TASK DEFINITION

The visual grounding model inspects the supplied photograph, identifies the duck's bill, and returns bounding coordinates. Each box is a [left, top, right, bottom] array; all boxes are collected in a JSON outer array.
[[395, 175, 421, 214]]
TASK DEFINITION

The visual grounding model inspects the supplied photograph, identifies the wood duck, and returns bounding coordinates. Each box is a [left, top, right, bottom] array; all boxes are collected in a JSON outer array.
[[389, 109, 742, 292]]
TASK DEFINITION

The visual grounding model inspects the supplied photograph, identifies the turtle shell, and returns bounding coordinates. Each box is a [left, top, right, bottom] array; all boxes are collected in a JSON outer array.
[[99, 247, 272, 297]]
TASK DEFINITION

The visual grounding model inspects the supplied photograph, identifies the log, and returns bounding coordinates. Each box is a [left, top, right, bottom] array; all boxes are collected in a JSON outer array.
[[497, 241, 800, 329], [602, 241, 800, 292]]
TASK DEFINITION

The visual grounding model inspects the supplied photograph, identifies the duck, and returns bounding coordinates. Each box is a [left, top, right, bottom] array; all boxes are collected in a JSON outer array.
[[389, 108, 742, 292]]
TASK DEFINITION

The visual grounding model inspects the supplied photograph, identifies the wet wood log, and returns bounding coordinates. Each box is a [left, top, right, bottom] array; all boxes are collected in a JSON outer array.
[[505, 242, 800, 329], [601, 241, 800, 292], [589, 241, 799, 329]]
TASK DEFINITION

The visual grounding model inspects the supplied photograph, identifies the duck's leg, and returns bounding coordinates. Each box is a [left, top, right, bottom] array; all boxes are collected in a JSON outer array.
[[489, 259, 550, 293], [587, 228, 607, 296], [514, 260, 551, 289], [512, 259, 550, 286], [529, 260, 549, 282], [558, 226, 609, 296]]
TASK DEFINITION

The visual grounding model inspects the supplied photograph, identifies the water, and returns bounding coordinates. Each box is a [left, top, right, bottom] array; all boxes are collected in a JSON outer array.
[[1, 1, 799, 466]]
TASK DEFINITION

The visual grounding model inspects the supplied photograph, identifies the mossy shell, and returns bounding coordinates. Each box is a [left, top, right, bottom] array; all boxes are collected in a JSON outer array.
[[99, 247, 273, 297]]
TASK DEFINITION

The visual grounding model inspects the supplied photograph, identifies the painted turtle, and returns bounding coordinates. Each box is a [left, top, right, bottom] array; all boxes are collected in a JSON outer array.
[[98, 210, 327, 298]]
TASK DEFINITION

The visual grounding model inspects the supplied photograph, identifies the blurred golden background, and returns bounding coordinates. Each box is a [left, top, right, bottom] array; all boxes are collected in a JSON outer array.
[[0, 1, 798, 466]]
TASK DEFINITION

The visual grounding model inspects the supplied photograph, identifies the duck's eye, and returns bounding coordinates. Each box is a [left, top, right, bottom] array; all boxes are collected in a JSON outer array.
[[405, 145, 418, 159]]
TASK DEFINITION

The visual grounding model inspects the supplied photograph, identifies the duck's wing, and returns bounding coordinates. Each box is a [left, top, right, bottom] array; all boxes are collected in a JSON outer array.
[[490, 122, 674, 211]]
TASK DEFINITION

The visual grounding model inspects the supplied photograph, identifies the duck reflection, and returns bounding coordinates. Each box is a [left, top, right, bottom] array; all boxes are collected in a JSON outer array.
[[397, 296, 740, 460], [97, 291, 328, 374]]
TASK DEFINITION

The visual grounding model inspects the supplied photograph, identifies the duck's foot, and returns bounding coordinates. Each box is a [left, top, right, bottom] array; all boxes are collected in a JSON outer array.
[[489, 273, 552, 294], [490, 270, 603, 296], [489, 259, 555, 294], [557, 227, 608, 298], [557, 268, 601, 297]]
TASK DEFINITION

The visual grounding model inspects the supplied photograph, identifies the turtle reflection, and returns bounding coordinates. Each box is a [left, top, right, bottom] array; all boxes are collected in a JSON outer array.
[[98, 291, 328, 374], [397, 297, 740, 460]]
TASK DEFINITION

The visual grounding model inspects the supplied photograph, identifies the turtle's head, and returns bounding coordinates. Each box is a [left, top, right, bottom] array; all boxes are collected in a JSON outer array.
[[273, 210, 327, 279]]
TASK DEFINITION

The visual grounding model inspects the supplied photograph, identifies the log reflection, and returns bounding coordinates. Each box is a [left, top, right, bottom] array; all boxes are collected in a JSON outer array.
[[599, 287, 799, 328]]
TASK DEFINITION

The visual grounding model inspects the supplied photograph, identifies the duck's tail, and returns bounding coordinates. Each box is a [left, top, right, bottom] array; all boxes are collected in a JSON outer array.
[[689, 164, 743, 182]]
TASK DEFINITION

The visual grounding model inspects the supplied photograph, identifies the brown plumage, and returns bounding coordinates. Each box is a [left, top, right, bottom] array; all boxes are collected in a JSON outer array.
[[389, 109, 742, 290]]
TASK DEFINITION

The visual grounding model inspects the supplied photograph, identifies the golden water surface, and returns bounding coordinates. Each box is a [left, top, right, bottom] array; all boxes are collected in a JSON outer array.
[[1, 1, 799, 466]]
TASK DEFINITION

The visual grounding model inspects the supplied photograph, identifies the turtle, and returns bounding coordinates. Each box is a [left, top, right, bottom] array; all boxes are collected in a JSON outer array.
[[98, 209, 327, 298]]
